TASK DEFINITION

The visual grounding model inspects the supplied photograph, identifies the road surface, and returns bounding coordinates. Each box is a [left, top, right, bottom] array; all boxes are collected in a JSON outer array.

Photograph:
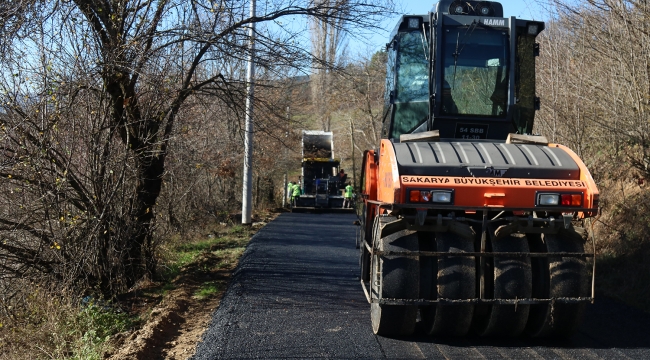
[[193, 213, 650, 359]]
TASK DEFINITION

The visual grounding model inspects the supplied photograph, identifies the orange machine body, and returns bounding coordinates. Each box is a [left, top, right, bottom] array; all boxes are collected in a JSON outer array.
[[365, 139, 599, 215]]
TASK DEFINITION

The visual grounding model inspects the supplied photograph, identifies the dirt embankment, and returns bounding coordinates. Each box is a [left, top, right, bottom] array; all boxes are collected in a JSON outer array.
[[108, 271, 223, 359], [106, 216, 276, 360]]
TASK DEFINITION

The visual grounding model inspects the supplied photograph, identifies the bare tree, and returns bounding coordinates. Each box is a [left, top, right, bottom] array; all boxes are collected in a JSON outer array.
[[537, 0, 650, 181], [329, 50, 386, 185], [310, 0, 350, 131], [0, 0, 395, 297]]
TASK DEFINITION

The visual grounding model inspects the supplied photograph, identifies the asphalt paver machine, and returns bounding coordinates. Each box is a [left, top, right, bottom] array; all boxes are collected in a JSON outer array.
[[294, 131, 349, 211]]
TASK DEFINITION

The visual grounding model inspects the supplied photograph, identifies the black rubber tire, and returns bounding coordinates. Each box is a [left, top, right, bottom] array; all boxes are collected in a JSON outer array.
[[370, 217, 419, 336], [473, 232, 532, 337], [525, 228, 589, 338], [426, 231, 475, 336], [418, 231, 437, 333], [360, 244, 371, 282]]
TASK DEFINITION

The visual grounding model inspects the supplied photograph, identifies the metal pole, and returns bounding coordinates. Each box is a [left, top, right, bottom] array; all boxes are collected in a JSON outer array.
[[241, 0, 256, 225], [282, 106, 289, 208], [282, 173, 287, 208]]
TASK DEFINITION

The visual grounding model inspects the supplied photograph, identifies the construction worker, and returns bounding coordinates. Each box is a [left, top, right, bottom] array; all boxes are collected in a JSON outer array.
[[291, 181, 301, 207], [343, 183, 354, 208]]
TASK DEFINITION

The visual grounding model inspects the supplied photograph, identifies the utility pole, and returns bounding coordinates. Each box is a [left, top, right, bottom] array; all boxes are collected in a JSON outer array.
[[282, 106, 290, 208], [241, 0, 256, 225]]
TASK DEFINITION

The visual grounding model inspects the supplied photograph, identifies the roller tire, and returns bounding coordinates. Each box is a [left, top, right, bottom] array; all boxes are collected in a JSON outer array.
[[370, 217, 419, 336], [526, 228, 589, 338], [360, 244, 371, 282], [418, 231, 437, 334], [426, 231, 475, 336], [473, 232, 532, 337]]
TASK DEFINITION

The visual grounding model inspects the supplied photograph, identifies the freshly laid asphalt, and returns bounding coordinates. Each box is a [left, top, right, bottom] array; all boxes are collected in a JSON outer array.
[[192, 212, 650, 359]]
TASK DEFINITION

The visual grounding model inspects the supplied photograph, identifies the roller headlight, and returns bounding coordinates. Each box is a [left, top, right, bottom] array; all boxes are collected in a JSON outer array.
[[537, 193, 559, 206], [431, 191, 452, 203]]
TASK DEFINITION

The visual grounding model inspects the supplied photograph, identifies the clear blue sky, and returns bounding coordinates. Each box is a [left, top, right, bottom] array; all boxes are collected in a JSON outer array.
[[350, 0, 548, 56]]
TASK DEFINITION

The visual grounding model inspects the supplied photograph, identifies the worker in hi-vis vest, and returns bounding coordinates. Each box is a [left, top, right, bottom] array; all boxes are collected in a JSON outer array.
[[343, 183, 354, 208], [291, 181, 301, 207]]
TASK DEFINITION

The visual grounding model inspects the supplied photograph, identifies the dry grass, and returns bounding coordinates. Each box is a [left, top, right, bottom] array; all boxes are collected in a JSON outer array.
[[0, 284, 132, 359], [592, 180, 650, 312]]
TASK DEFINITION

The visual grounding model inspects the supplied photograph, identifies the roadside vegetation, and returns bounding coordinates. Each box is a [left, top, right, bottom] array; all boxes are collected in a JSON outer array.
[[1, 0, 650, 358], [0, 214, 266, 359], [536, 0, 650, 313]]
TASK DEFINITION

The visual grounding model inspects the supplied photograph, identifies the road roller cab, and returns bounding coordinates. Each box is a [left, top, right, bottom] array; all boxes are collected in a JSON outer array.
[[358, 0, 599, 337]]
